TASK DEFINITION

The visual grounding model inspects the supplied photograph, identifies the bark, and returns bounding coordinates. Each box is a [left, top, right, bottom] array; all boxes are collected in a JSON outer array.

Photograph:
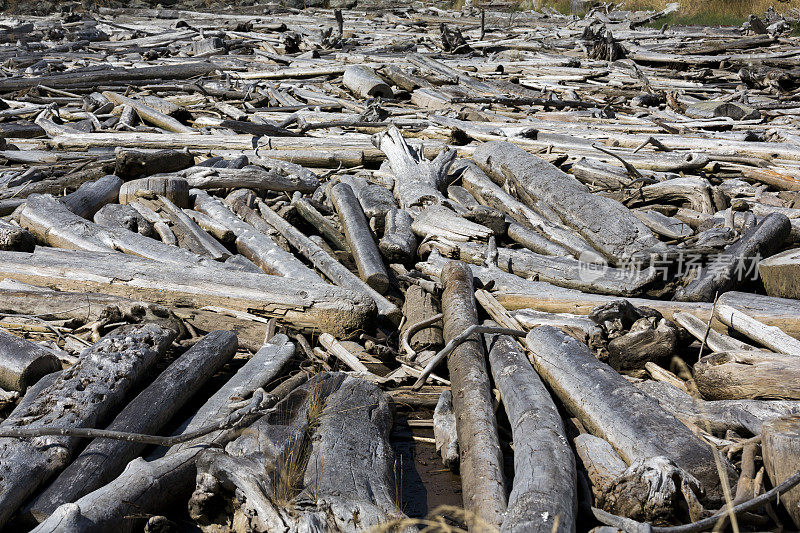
[[0, 324, 176, 528], [486, 332, 576, 533], [440, 261, 506, 529], [330, 182, 390, 293], [472, 141, 662, 265], [525, 325, 735, 503], [28, 330, 238, 521], [0, 247, 376, 336], [373, 125, 456, 210], [675, 213, 792, 302], [0, 328, 61, 392]]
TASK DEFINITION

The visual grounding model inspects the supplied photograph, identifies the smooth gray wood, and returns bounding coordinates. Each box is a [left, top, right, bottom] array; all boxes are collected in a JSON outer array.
[[0, 328, 60, 392], [293, 196, 350, 251], [0, 324, 176, 528], [61, 175, 123, 220], [118, 176, 190, 207], [330, 182, 390, 293], [379, 208, 417, 263], [525, 326, 735, 504], [441, 261, 506, 529], [28, 330, 238, 521], [433, 390, 458, 468], [93, 204, 155, 237], [473, 141, 662, 265], [694, 351, 800, 400], [343, 65, 393, 98], [487, 332, 576, 533], [338, 175, 397, 231]]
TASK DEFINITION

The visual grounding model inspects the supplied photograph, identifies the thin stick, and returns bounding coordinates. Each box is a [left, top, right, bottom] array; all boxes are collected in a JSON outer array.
[[411, 325, 526, 390]]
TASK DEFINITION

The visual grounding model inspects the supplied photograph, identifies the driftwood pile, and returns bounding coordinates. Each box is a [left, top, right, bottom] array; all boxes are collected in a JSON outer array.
[[1, 2, 800, 532]]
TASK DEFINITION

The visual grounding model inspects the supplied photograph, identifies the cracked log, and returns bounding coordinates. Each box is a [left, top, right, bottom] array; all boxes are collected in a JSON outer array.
[[0, 323, 176, 528], [525, 326, 735, 504], [473, 141, 662, 265]]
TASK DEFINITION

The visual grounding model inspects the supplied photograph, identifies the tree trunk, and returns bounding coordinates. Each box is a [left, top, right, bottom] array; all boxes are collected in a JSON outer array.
[[762, 416, 800, 528], [0, 323, 176, 528], [115, 150, 194, 182], [61, 175, 122, 220], [343, 65, 393, 98], [525, 326, 735, 504], [472, 141, 661, 265], [27, 330, 238, 521], [694, 351, 800, 400], [440, 260, 506, 529], [486, 332, 576, 533], [379, 208, 417, 263]]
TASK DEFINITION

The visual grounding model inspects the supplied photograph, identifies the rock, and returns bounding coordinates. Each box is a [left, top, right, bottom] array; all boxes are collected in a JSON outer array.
[[684, 100, 760, 121]]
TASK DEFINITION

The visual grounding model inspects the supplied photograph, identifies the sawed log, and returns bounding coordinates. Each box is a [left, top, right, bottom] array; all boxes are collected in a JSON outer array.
[[0, 328, 61, 392], [0, 323, 176, 528]]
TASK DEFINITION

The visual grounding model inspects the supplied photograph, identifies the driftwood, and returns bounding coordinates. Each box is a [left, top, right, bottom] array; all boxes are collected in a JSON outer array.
[[694, 351, 800, 400], [27, 330, 238, 521], [473, 141, 661, 265], [433, 389, 459, 469], [380, 208, 417, 263], [61, 175, 122, 220], [525, 326, 735, 503], [759, 247, 800, 299], [373, 125, 456, 209], [343, 65, 393, 98], [189, 373, 405, 532], [0, 324, 176, 528], [0, 328, 61, 392], [0, 247, 376, 335], [675, 213, 791, 302], [762, 416, 800, 528], [114, 149, 195, 181], [715, 303, 800, 354], [33, 335, 296, 533], [93, 204, 156, 237], [487, 332, 576, 533], [330, 182, 390, 293], [440, 261, 506, 528]]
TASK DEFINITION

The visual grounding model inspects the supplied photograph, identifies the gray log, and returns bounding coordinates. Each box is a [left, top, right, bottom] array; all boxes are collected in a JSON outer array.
[[441, 261, 506, 528], [433, 390, 459, 468], [379, 208, 417, 263], [192, 189, 322, 283], [487, 332, 576, 533], [675, 213, 791, 302], [0, 328, 60, 392], [118, 176, 190, 208], [93, 204, 155, 237], [508, 222, 570, 257], [473, 141, 662, 265], [27, 330, 238, 521], [694, 351, 800, 401], [525, 326, 735, 504], [0, 324, 176, 528], [61, 175, 123, 220], [114, 149, 195, 181], [343, 65, 393, 99], [330, 182, 390, 293], [338, 175, 398, 232]]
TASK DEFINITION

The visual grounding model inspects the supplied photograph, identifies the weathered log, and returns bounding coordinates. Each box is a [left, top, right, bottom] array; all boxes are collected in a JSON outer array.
[[440, 261, 506, 528], [32, 335, 296, 533], [458, 160, 599, 258], [0, 220, 34, 252], [694, 351, 800, 400], [103, 92, 194, 133], [155, 195, 230, 260], [0, 324, 176, 528], [508, 223, 570, 257], [607, 317, 680, 371], [525, 326, 735, 503], [130, 201, 178, 245], [61, 175, 122, 220], [190, 373, 406, 532], [0, 247, 376, 335], [412, 205, 493, 242], [183, 208, 234, 244], [373, 125, 456, 209], [487, 332, 576, 533], [379, 208, 417, 263], [473, 141, 661, 265], [673, 311, 757, 352], [759, 247, 800, 300], [636, 380, 800, 436], [343, 65, 393, 99], [433, 390, 459, 469], [253, 195, 400, 321], [182, 164, 319, 193], [401, 284, 443, 353], [292, 196, 350, 251], [0, 328, 61, 392], [192, 189, 321, 282], [338, 175, 397, 231], [762, 416, 800, 528], [119, 176, 190, 208], [715, 303, 800, 354], [675, 213, 791, 302], [28, 330, 238, 521], [330, 182, 390, 293], [114, 149, 195, 181], [93, 204, 156, 237]]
